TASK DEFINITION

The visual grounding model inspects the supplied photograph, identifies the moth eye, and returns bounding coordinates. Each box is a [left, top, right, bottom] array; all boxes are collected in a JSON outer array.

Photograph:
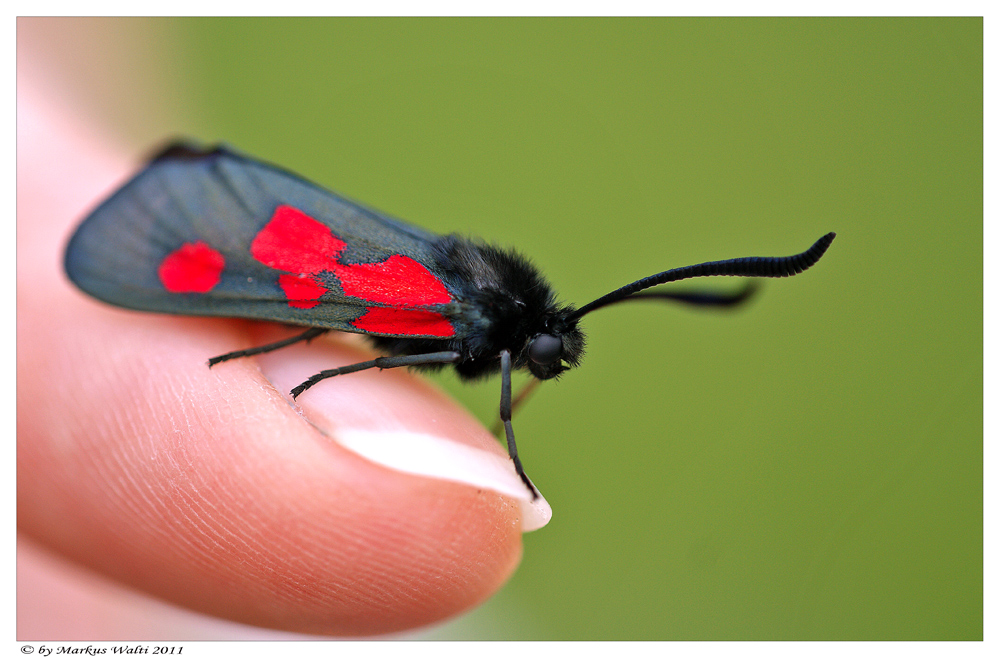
[[528, 333, 563, 365]]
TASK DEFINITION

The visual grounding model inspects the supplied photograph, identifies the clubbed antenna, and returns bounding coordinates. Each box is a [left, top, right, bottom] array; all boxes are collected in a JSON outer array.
[[568, 232, 836, 321]]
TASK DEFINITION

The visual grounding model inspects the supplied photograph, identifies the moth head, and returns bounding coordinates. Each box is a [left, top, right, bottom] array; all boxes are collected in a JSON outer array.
[[525, 313, 585, 380]]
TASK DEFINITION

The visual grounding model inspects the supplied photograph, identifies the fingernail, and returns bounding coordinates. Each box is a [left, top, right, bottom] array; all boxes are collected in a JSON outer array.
[[254, 339, 552, 532], [330, 429, 552, 532]]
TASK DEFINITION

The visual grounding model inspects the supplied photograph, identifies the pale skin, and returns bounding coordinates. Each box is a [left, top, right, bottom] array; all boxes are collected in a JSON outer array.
[[17, 72, 524, 638]]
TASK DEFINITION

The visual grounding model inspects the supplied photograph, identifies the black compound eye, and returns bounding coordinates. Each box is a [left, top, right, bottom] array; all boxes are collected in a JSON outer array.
[[529, 333, 563, 365]]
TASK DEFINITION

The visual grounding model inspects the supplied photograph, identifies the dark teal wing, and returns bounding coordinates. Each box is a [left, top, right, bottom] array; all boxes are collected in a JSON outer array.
[[64, 142, 461, 338]]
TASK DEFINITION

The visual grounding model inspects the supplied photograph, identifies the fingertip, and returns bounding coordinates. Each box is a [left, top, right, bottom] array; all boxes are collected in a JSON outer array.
[[20, 73, 534, 635], [21, 312, 529, 635], [251, 326, 553, 531]]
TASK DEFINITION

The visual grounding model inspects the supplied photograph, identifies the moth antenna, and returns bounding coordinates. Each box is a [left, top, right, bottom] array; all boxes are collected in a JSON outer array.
[[593, 280, 760, 311], [568, 232, 835, 321]]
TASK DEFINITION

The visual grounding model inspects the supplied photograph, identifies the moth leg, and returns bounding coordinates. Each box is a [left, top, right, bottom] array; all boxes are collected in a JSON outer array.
[[291, 350, 461, 398], [490, 377, 542, 436], [209, 327, 330, 367], [500, 349, 540, 500]]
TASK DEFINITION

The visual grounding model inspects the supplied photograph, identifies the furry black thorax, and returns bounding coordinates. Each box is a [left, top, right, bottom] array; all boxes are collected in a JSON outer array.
[[368, 235, 586, 381]]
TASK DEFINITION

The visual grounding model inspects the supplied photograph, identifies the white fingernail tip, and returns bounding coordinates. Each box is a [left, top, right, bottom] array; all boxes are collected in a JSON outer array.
[[253, 345, 552, 531], [333, 429, 552, 532]]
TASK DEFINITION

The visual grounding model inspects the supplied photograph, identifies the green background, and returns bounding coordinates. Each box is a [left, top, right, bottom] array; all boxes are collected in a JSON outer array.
[[31, 17, 982, 640]]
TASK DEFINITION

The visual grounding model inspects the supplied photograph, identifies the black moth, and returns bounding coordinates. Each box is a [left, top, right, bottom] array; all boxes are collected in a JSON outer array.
[[65, 142, 836, 499]]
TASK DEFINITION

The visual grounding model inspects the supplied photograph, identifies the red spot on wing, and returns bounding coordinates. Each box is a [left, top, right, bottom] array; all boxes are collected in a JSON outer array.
[[251, 205, 346, 273], [336, 254, 451, 305], [278, 274, 327, 309], [352, 307, 456, 337], [251, 205, 454, 312], [159, 241, 224, 293]]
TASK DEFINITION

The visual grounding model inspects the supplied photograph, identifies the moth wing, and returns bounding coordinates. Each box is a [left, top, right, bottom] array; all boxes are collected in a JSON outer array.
[[65, 143, 458, 337]]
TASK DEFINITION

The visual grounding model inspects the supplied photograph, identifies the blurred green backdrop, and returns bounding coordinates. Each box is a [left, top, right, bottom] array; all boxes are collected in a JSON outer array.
[[25, 17, 982, 640]]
